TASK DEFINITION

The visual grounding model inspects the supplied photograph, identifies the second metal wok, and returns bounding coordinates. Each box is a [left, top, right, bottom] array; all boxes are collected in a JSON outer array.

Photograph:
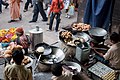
[[88, 27, 107, 37], [75, 32, 91, 42], [39, 46, 65, 64]]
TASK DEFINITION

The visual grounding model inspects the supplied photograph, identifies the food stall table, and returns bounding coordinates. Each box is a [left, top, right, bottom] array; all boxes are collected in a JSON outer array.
[[88, 62, 116, 80], [0, 47, 11, 67]]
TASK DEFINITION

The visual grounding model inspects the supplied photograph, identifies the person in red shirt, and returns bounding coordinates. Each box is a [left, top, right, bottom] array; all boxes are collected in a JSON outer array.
[[48, 0, 64, 32]]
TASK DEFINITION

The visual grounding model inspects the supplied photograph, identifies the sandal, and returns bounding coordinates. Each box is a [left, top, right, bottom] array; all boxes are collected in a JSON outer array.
[[8, 20, 15, 23], [19, 14, 22, 20], [23, 9, 27, 12]]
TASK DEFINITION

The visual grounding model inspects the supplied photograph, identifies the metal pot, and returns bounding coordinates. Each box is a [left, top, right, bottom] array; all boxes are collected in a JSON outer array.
[[39, 46, 65, 64], [29, 27, 43, 50], [88, 27, 107, 43], [75, 42, 91, 62]]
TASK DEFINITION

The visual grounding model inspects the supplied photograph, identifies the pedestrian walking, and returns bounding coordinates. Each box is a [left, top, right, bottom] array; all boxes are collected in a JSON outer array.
[[46, 0, 52, 25], [67, 2, 75, 18], [64, 0, 70, 18], [29, 0, 48, 23], [23, 0, 33, 12], [0, 0, 9, 14], [48, 0, 64, 32], [8, 0, 22, 23], [43, 0, 50, 10]]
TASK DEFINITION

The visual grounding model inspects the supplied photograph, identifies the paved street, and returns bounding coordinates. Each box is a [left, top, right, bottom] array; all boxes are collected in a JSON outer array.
[[0, 0, 77, 44], [0, 1, 78, 79]]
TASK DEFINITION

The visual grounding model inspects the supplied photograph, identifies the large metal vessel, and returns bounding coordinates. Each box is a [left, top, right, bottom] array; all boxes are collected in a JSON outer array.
[[29, 27, 43, 50]]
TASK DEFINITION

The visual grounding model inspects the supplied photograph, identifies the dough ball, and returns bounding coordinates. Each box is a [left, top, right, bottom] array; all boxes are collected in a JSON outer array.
[[36, 47, 44, 53]]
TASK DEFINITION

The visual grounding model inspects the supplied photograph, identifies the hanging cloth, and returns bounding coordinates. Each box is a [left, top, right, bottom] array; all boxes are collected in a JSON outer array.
[[83, 0, 115, 31]]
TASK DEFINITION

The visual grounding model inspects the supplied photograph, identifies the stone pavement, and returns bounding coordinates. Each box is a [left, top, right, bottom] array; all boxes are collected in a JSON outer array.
[[0, 0, 77, 45], [0, 1, 78, 80]]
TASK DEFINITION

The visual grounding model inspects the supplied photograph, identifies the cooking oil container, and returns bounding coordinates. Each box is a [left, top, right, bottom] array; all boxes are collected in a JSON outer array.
[[29, 27, 43, 50], [75, 42, 90, 62]]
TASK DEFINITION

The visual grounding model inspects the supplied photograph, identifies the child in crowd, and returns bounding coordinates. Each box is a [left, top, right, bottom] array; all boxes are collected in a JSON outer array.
[[46, 0, 52, 25], [64, 0, 70, 18], [67, 3, 75, 19], [51, 63, 73, 80]]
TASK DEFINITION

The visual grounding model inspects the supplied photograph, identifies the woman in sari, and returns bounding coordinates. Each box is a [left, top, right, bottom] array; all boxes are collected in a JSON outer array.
[[8, 0, 22, 23]]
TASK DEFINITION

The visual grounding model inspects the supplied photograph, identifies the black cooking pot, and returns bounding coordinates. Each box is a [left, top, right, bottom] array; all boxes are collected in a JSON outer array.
[[88, 27, 107, 43]]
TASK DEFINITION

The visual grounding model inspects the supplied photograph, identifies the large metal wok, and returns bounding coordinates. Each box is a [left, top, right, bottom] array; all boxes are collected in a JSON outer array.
[[39, 46, 65, 64], [88, 27, 108, 43]]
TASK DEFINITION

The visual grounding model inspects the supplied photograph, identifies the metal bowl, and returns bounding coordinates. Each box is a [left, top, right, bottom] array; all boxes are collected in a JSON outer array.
[[63, 61, 81, 73]]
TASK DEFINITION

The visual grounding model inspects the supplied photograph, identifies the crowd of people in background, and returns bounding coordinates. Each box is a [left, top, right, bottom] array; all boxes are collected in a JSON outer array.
[[0, 0, 78, 31]]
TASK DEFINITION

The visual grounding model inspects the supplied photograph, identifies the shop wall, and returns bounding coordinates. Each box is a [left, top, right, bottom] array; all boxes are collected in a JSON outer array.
[[111, 0, 120, 34]]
